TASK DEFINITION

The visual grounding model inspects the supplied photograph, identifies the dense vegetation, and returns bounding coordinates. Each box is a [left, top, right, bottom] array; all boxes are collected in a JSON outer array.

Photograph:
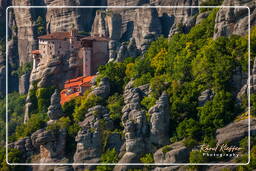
[[1, 6, 256, 169], [99, 9, 255, 146]]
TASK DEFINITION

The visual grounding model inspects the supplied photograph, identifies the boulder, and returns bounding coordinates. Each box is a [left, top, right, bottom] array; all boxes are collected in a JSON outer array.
[[47, 89, 64, 120], [113, 152, 141, 171], [89, 77, 110, 99], [216, 118, 256, 145], [214, 0, 256, 38], [154, 142, 190, 163], [149, 91, 170, 147], [198, 89, 214, 107], [19, 72, 30, 94]]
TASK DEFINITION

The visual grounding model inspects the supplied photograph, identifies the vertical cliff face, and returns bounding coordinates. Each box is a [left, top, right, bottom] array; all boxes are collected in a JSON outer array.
[[12, 0, 37, 65], [214, 0, 256, 38]]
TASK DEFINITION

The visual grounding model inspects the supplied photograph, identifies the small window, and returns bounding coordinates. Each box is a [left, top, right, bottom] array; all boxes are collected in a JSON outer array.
[[58, 51, 60, 54]]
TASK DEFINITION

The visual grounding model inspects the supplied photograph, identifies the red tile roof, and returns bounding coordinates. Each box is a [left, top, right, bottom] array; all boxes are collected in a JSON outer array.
[[60, 75, 95, 105], [64, 75, 95, 89], [32, 50, 40, 55], [38, 32, 72, 40]]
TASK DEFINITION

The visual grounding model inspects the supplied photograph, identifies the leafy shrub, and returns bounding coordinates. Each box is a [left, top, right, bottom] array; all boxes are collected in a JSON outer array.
[[46, 116, 71, 131], [73, 94, 103, 122], [107, 93, 124, 130], [11, 62, 32, 77], [62, 99, 76, 118], [140, 153, 154, 169], [161, 145, 172, 154], [98, 62, 127, 94], [133, 73, 152, 87], [140, 153, 154, 163], [0, 148, 26, 170], [36, 87, 55, 113], [15, 113, 47, 139], [96, 148, 118, 171], [183, 138, 198, 148], [36, 16, 45, 36], [189, 150, 208, 169], [198, 90, 234, 139], [107, 93, 124, 120], [141, 96, 156, 110], [0, 92, 26, 144], [177, 118, 201, 140]]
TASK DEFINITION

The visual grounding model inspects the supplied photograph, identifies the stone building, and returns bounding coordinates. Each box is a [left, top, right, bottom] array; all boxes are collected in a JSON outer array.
[[30, 30, 109, 104], [32, 30, 109, 77]]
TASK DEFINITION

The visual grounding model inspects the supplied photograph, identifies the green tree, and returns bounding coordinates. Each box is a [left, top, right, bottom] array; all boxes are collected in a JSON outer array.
[[36, 16, 45, 36]]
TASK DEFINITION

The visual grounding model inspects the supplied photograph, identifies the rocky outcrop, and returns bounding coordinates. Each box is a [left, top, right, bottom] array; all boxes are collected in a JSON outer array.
[[133, 7, 162, 49], [115, 42, 128, 62], [237, 57, 255, 101], [73, 77, 112, 170], [149, 91, 170, 147], [114, 81, 148, 171], [44, 0, 105, 33], [115, 38, 140, 62], [108, 40, 119, 62], [9, 137, 34, 159], [154, 166, 186, 171], [19, 72, 30, 94], [214, 0, 256, 38], [73, 105, 114, 170], [31, 54, 83, 89], [198, 89, 214, 107], [89, 77, 110, 99], [151, 0, 199, 37], [47, 89, 64, 121], [0, 51, 5, 97], [31, 128, 68, 171], [11, 0, 37, 65], [216, 118, 256, 145], [92, 10, 122, 40], [250, 57, 256, 93], [153, 141, 190, 163]]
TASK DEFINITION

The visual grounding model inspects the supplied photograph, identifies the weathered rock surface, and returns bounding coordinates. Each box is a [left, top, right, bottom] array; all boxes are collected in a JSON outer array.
[[44, 0, 106, 33], [19, 72, 30, 94], [31, 55, 83, 89], [92, 10, 122, 40], [198, 89, 214, 107], [214, 0, 256, 38], [47, 89, 64, 121], [250, 57, 256, 93], [12, 0, 37, 65], [154, 141, 190, 163], [31, 128, 68, 171], [207, 165, 237, 171], [237, 56, 255, 101], [149, 91, 170, 147], [73, 105, 114, 170], [154, 166, 186, 171], [89, 77, 110, 99], [115, 38, 140, 62], [73, 77, 113, 170], [216, 118, 256, 145], [114, 80, 148, 171], [0, 55, 5, 97], [9, 137, 34, 159]]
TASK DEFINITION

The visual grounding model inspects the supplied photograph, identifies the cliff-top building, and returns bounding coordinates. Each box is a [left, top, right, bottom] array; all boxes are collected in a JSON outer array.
[[31, 30, 109, 104], [32, 30, 109, 77]]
